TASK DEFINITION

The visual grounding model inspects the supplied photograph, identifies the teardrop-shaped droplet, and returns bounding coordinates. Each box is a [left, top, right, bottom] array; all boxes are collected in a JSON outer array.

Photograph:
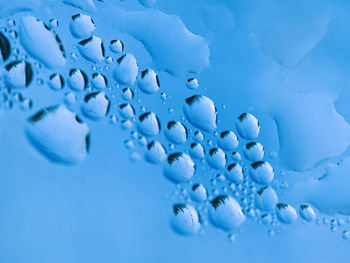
[[236, 113, 260, 140], [299, 204, 316, 222], [68, 69, 88, 91], [137, 112, 161, 137], [119, 103, 135, 119], [243, 142, 264, 162], [276, 203, 297, 224], [48, 73, 64, 90], [5, 60, 33, 89], [113, 53, 138, 86], [163, 152, 195, 183], [91, 73, 107, 89], [191, 183, 207, 202], [110, 39, 124, 53], [70, 13, 95, 39], [171, 204, 201, 235], [81, 92, 110, 120], [145, 140, 167, 164], [256, 186, 278, 211], [207, 147, 226, 169], [218, 131, 238, 151], [226, 163, 243, 184], [165, 121, 187, 144], [249, 161, 274, 185], [138, 69, 159, 94], [189, 142, 205, 160], [78, 36, 105, 63]]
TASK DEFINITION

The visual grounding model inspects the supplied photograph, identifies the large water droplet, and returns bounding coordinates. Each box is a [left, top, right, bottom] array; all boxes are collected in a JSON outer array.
[[243, 142, 264, 162], [189, 142, 205, 160], [165, 121, 187, 144], [226, 163, 243, 184], [119, 103, 135, 119], [81, 92, 110, 120], [137, 112, 160, 137], [113, 53, 138, 86], [91, 73, 107, 89], [191, 183, 207, 202], [236, 113, 260, 140], [48, 73, 64, 91], [171, 204, 201, 235], [138, 69, 159, 94], [25, 105, 90, 164], [299, 204, 316, 222], [163, 152, 195, 183], [70, 14, 95, 39], [209, 195, 246, 231], [68, 69, 88, 91], [109, 39, 124, 53], [218, 131, 239, 151], [207, 148, 226, 169], [249, 161, 274, 185], [256, 187, 278, 211], [145, 140, 167, 164], [183, 95, 217, 132]]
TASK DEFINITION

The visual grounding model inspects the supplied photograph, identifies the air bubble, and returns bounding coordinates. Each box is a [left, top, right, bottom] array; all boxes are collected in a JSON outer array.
[[145, 141, 167, 164], [183, 95, 217, 132], [25, 105, 90, 164], [138, 69, 159, 94], [163, 153, 195, 183], [209, 195, 246, 231], [110, 40, 124, 53], [70, 14, 95, 39], [226, 163, 243, 184], [137, 112, 160, 137], [243, 142, 264, 162], [68, 69, 88, 91], [276, 203, 297, 224], [207, 148, 226, 169], [171, 204, 201, 235], [236, 113, 260, 140], [5, 60, 33, 89], [249, 161, 274, 185], [78, 36, 105, 63], [256, 187, 278, 211], [218, 131, 238, 151], [81, 92, 110, 120], [165, 121, 187, 144], [113, 53, 138, 86]]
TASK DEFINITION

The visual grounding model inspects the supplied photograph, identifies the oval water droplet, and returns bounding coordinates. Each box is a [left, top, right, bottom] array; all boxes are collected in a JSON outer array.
[[138, 69, 159, 94], [194, 131, 204, 142], [91, 73, 107, 89], [163, 152, 195, 183], [122, 87, 133, 101], [226, 163, 243, 184], [48, 73, 64, 90], [256, 187, 278, 211], [81, 92, 110, 120], [299, 204, 316, 222], [145, 140, 167, 164], [5, 60, 33, 89], [171, 204, 201, 235], [249, 161, 274, 185], [78, 36, 105, 63], [243, 142, 264, 162], [231, 151, 241, 162], [113, 53, 138, 86], [208, 148, 226, 169], [137, 112, 160, 137], [165, 121, 187, 144], [209, 195, 246, 231], [183, 95, 217, 132], [25, 105, 90, 164], [276, 203, 297, 224], [236, 113, 260, 140], [119, 103, 135, 119], [110, 39, 124, 53], [191, 183, 207, 202], [68, 69, 88, 91], [189, 142, 205, 160], [218, 131, 238, 151], [70, 14, 95, 39]]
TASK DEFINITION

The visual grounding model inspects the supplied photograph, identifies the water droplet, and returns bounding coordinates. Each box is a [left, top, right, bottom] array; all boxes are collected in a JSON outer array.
[[145, 140, 167, 164], [122, 87, 134, 101], [261, 214, 272, 225], [218, 131, 239, 151], [194, 131, 204, 142], [249, 161, 274, 185], [113, 53, 138, 86], [186, 78, 198, 89], [243, 142, 264, 162], [231, 151, 241, 162], [119, 103, 135, 119], [191, 183, 207, 202], [0, 33, 10, 62], [256, 187, 278, 211], [163, 153, 195, 183], [189, 142, 205, 160], [49, 18, 59, 28], [25, 105, 90, 164], [342, 230, 350, 241], [236, 113, 260, 140], [81, 92, 110, 120], [48, 73, 64, 91], [183, 95, 217, 132], [137, 112, 160, 137], [121, 119, 133, 130], [70, 14, 95, 39], [276, 203, 297, 224], [138, 69, 159, 94], [171, 204, 201, 235], [19, 97, 33, 111], [226, 163, 243, 184], [5, 60, 33, 89], [299, 204, 316, 222], [165, 121, 187, 144], [64, 92, 76, 106], [209, 195, 246, 231], [78, 36, 105, 63], [110, 39, 124, 53], [207, 148, 226, 169], [91, 73, 107, 89], [68, 69, 88, 91]]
